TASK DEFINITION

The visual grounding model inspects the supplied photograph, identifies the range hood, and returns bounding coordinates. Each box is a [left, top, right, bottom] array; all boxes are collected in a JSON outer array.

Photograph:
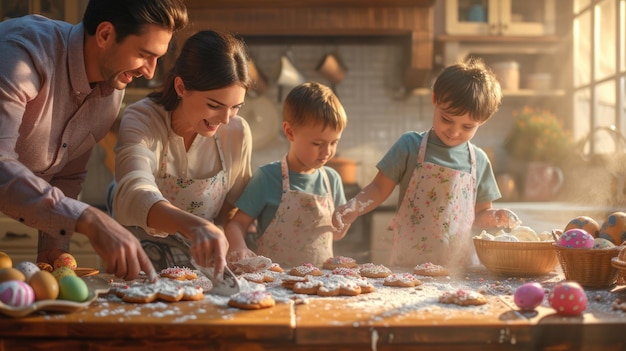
[[181, 0, 436, 90]]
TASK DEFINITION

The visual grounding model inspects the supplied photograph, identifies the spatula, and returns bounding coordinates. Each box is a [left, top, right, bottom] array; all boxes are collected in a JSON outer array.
[[190, 258, 242, 296]]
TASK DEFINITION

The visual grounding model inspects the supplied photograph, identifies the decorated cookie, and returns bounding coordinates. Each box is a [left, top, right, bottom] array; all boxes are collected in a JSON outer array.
[[322, 256, 358, 270], [228, 290, 275, 310], [413, 262, 449, 277], [383, 273, 422, 288], [439, 289, 487, 306], [359, 263, 392, 278]]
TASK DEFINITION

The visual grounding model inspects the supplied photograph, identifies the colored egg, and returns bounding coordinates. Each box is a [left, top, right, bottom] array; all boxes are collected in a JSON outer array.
[[36, 262, 53, 272], [514, 282, 545, 311], [53, 253, 77, 270], [593, 238, 616, 249], [558, 229, 595, 249], [548, 281, 587, 316], [52, 266, 77, 282], [0, 268, 26, 283], [564, 216, 600, 238], [0, 252, 12, 269], [14, 261, 40, 283], [58, 276, 89, 302], [599, 212, 626, 245], [0, 280, 35, 307], [29, 270, 59, 301]]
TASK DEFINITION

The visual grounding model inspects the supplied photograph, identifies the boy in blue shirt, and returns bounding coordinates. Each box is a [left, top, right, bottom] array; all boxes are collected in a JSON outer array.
[[333, 58, 520, 269], [225, 82, 350, 268]]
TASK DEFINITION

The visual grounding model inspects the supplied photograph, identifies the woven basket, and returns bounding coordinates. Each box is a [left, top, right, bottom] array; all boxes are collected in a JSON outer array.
[[554, 244, 620, 287], [473, 238, 558, 277], [611, 257, 626, 284]]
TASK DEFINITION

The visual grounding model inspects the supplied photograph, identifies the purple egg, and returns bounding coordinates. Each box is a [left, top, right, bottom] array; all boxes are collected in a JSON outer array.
[[0, 280, 35, 307], [514, 282, 545, 311], [558, 229, 595, 249]]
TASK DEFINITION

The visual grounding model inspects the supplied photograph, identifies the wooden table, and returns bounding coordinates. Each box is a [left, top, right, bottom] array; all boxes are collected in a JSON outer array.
[[1, 270, 626, 351]]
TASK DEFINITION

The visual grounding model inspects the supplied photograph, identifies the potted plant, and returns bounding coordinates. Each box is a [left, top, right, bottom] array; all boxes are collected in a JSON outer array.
[[503, 107, 574, 201]]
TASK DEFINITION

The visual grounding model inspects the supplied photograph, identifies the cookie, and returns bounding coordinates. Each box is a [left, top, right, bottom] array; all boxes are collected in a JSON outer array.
[[113, 279, 204, 304], [439, 289, 487, 306], [231, 255, 273, 274], [228, 290, 275, 310], [383, 273, 422, 288], [160, 266, 198, 280], [242, 271, 275, 284], [359, 263, 392, 278], [322, 256, 358, 270], [269, 263, 284, 273], [292, 280, 323, 295], [281, 275, 309, 289], [413, 262, 449, 277], [331, 267, 361, 278], [289, 263, 323, 277]]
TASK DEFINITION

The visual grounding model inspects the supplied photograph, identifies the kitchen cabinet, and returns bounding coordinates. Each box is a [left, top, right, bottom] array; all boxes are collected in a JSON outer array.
[[0, 0, 84, 24], [0, 213, 101, 269], [445, 0, 555, 36]]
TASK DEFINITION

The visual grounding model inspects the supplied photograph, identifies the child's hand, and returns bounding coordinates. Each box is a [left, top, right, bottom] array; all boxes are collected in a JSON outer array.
[[226, 247, 256, 266], [333, 198, 359, 231], [495, 209, 522, 229]]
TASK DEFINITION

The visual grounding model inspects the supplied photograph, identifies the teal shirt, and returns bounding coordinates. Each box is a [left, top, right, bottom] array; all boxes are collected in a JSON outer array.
[[235, 161, 346, 235], [377, 130, 501, 208]]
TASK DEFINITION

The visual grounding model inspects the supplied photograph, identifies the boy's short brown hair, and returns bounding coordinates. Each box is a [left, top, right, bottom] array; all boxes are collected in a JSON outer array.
[[432, 57, 502, 123], [283, 82, 347, 131]]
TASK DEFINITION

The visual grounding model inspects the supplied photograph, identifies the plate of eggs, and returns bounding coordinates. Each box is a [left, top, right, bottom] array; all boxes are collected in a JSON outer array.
[[0, 251, 109, 318]]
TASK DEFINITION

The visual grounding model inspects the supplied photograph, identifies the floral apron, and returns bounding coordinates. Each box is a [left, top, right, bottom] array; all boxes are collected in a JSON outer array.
[[256, 156, 335, 268], [130, 130, 228, 271], [390, 130, 477, 268]]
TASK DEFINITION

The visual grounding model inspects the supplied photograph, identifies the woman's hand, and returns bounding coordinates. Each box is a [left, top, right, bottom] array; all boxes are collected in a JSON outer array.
[[185, 222, 229, 279], [226, 247, 257, 266]]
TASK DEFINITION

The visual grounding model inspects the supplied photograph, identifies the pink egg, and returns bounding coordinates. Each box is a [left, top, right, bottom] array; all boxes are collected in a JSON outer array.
[[548, 281, 588, 316], [514, 282, 545, 311], [558, 229, 595, 249], [0, 280, 35, 307]]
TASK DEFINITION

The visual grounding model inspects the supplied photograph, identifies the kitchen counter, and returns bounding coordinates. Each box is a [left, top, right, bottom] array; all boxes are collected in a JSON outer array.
[[2, 267, 626, 351]]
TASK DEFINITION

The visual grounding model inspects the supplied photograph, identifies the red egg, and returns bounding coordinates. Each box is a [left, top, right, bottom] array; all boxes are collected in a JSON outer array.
[[548, 281, 587, 316], [514, 282, 545, 311]]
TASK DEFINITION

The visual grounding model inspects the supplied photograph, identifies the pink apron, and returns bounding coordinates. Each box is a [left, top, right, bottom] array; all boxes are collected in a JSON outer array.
[[256, 156, 335, 268], [131, 130, 229, 270], [390, 130, 477, 268]]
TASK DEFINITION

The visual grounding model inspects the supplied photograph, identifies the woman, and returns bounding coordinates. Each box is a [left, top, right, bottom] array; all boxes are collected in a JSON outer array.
[[111, 30, 253, 277]]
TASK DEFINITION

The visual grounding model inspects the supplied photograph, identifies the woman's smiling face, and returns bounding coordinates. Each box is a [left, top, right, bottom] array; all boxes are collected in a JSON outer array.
[[172, 78, 246, 139]]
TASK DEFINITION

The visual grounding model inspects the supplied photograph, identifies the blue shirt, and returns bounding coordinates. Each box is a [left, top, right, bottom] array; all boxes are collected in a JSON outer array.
[[235, 161, 346, 235], [377, 130, 501, 208]]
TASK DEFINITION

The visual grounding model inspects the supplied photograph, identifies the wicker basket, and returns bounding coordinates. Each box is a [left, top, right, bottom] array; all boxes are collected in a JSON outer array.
[[473, 238, 558, 277], [554, 244, 621, 287], [611, 257, 626, 284]]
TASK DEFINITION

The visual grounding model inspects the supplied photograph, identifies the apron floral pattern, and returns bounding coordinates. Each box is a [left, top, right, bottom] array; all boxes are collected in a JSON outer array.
[[256, 156, 335, 268], [390, 130, 477, 268], [132, 130, 229, 271]]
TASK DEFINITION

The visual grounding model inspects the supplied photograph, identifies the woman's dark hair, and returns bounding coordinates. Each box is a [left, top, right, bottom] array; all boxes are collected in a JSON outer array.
[[82, 0, 188, 42], [151, 30, 252, 111]]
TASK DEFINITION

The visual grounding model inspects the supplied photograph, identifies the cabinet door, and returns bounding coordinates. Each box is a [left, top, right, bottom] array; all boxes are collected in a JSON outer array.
[[500, 0, 555, 36], [445, 0, 555, 36], [445, 0, 498, 35]]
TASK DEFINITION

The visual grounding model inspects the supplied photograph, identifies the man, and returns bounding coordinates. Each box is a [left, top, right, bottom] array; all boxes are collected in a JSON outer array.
[[0, 0, 188, 281]]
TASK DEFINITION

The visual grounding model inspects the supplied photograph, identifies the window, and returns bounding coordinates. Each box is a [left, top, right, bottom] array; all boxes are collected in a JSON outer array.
[[573, 0, 626, 155]]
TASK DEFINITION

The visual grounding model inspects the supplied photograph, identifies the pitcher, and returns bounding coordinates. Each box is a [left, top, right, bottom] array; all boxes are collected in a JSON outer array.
[[524, 161, 564, 201]]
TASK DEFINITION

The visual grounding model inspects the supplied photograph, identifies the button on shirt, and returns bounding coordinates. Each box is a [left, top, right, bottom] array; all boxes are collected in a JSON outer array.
[[0, 15, 123, 240]]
